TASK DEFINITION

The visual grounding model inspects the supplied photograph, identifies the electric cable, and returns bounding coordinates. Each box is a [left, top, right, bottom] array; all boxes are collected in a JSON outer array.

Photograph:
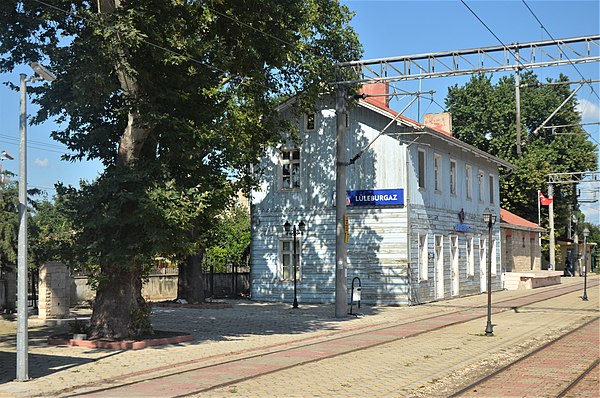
[[460, 0, 531, 73], [521, 0, 600, 101]]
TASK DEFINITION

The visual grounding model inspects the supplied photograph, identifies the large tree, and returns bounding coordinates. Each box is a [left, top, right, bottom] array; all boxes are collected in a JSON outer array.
[[0, 0, 362, 338], [446, 72, 598, 238]]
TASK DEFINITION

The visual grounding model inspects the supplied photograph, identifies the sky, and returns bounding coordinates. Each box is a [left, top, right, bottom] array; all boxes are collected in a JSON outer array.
[[0, 0, 598, 221]]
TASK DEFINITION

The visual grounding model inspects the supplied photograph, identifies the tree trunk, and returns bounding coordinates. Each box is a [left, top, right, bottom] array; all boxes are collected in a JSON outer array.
[[89, 266, 152, 339], [88, 0, 154, 339], [177, 247, 206, 304]]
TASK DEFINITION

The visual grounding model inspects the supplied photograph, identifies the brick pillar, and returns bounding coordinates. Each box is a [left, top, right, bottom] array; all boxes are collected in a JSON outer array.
[[38, 262, 70, 319]]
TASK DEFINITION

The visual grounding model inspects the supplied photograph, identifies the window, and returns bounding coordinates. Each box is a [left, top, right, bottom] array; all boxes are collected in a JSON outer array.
[[305, 113, 316, 131], [466, 236, 474, 276], [478, 169, 484, 202], [449, 159, 457, 195], [466, 165, 473, 199], [280, 238, 300, 281], [419, 234, 428, 281], [418, 149, 426, 189], [434, 153, 442, 192], [489, 174, 495, 204], [281, 148, 300, 190]]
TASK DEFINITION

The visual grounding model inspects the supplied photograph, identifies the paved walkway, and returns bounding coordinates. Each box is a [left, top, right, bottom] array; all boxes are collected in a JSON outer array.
[[456, 318, 599, 397], [0, 275, 597, 397]]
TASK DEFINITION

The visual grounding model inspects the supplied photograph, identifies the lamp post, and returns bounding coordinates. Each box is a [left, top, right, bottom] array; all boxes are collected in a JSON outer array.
[[482, 208, 497, 336], [284, 220, 305, 308], [582, 227, 589, 301], [17, 63, 56, 381]]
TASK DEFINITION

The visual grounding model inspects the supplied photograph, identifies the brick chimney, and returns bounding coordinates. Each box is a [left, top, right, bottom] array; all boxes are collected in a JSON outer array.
[[360, 82, 390, 109], [424, 112, 452, 136]]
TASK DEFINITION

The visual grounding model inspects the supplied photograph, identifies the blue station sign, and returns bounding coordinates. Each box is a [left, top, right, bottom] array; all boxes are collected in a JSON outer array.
[[347, 188, 404, 207]]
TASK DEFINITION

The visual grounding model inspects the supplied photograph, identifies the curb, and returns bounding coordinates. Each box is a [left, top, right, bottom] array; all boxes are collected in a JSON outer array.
[[48, 333, 193, 350]]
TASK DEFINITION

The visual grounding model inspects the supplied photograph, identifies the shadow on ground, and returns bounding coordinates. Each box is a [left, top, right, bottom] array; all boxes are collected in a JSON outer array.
[[148, 300, 384, 347]]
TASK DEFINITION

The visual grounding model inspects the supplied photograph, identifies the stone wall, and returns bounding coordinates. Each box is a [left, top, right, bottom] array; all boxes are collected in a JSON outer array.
[[39, 262, 70, 319], [70, 272, 250, 305]]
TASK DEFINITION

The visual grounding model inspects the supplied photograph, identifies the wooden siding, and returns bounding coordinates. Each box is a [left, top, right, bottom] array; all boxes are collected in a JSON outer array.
[[251, 97, 505, 306], [251, 207, 409, 305]]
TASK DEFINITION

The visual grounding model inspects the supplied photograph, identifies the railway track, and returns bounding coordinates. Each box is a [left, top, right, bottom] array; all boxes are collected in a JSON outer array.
[[450, 317, 599, 397], [65, 280, 599, 397]]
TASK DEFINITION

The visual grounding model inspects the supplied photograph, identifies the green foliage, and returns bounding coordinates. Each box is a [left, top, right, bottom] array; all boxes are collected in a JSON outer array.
[[0, 178, 49, 271], [29, 194, 76, 268], [0, 0, 361, 336], [0, 181, 18, 269], [204, 203, 251, 272], [446, 72, 598, 236]]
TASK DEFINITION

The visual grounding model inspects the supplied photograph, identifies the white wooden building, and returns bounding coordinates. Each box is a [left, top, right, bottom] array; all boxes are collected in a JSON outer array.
[[250, 84, 513, 305]]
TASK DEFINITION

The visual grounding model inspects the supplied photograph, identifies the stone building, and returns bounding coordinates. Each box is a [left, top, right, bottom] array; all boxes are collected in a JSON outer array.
[[500, 208, 544, 273]]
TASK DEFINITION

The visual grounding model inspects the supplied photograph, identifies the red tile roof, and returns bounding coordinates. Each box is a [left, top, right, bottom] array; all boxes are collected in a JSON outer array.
[[500, 208, 544, 231]]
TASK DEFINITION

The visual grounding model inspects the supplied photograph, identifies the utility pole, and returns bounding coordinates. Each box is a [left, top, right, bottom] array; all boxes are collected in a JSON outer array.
[[548, 183, 555, 270], [515, 65, 522, 154], [17, 73, 29, 381], [335, 84, 348, 317]]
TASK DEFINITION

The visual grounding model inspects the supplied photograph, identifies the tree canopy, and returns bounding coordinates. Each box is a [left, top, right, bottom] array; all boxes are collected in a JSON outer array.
[[0, 0, 362, 338], [446, 72, 598, 239]]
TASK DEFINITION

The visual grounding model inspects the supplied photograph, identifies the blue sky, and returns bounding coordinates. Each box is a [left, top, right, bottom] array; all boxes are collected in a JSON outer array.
[[0, 0, 598, 221]]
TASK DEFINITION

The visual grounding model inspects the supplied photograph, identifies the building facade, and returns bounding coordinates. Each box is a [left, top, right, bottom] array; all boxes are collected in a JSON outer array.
[[250, 85, 513, 305], [500, 208, 545, 273]]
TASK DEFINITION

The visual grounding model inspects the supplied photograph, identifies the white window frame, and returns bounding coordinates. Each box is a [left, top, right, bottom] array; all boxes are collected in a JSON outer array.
[[449, 159, 457, 196], [417, 149, 426, 190], [434, 153, 442, 192], [478, 169, 485, 202], [305, 113, 316, 131], [465, 164, 473, 200], [280, 147, 300, 191], [466, 236, 474, 276], [279, 237, 301, 282], [419, 233, 428, 281]]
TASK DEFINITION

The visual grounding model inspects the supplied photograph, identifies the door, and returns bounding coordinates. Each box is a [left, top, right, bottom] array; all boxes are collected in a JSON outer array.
[[435, 235, 444, 299], [451, 235, 459, 296]]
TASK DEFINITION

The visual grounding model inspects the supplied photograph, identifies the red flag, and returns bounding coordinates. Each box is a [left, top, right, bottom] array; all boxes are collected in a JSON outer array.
[[539, 191, 553, 206]]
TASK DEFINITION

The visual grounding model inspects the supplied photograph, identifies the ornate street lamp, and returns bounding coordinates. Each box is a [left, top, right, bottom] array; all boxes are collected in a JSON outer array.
[[482, 208, 497, 336], [582, 227, 589, 301], [284, 220, 305, 308]]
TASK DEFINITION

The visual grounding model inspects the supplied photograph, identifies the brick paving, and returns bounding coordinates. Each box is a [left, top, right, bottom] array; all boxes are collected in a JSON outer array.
[[0, 275, 597, 397], [457, 318, 599, 397]]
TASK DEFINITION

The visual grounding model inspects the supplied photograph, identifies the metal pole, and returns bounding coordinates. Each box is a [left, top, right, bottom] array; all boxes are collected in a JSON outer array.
[[293, 225, 298, 308], [548, 183, 556, 270], [335, 84, 348, 317], [16, 73, 29, 381], [582, 233, 588, 301], [515, 66, 521, 154], [485, 219, 494, 335]]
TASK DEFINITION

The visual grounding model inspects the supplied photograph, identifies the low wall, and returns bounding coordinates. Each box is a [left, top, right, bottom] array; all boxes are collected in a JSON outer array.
[[70, 272, 250, 305], [504, 271, 562, 290]]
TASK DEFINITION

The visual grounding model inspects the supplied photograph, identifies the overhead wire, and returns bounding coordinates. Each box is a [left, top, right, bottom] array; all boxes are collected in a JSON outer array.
[[521, 0, 600, 101], [460, 0, 531, 73]]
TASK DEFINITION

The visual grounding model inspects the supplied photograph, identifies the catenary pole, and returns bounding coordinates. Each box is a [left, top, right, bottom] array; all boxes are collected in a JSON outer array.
[[515, 66, 521, 154], [335, 84, 348, 317], [548, 183, 555, 270], [16, 73, 29, 381]]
